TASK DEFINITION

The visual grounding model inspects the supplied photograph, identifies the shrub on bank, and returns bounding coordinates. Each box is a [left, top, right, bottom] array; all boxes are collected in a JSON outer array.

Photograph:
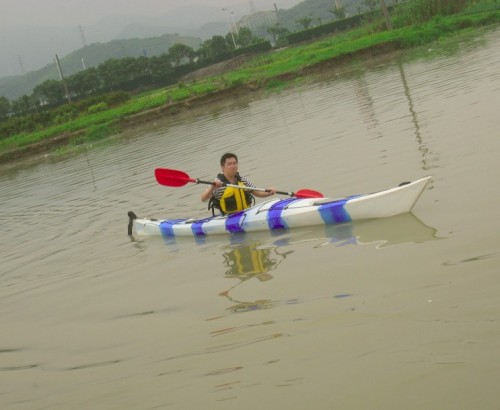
[[394, 0, 472, 26], [0, 91, 130, 141], [287, 14, 367, 45]]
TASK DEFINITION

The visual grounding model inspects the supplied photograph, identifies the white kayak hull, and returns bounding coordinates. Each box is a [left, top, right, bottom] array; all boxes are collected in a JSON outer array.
[[129, 176, 431, 238]]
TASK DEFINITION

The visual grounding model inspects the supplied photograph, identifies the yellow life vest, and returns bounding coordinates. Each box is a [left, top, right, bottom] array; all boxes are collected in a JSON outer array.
[[209, 173, 254, 215], [219, 181, 252, 214]]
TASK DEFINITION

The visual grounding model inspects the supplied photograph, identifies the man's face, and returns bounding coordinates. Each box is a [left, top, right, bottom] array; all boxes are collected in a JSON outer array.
[[222, 157, 238, 176]]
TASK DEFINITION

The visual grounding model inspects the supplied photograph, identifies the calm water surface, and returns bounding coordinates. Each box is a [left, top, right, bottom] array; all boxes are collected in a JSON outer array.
[[1, 28, 500, 409]]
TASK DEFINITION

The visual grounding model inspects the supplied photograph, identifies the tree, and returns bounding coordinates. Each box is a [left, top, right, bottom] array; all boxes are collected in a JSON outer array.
[[97, 57, 144, 90], [211, 35, 230, 56], [236, 27, 254, 47], [0, 96, 10, 119], [364, 0, 378, 13], [296, 16, 313, 30], [11, 95, 34, 114], [168, 43, 195, 67], [331, 6, 347, 20], [197, 35, 231, 62], [149, 54, 174, 84], [196, 39, 213, 61], [97, 59, 119, 90], [33, 80, 65, 106], [67, 67, 100, 97], [267, 25, 289, 47]]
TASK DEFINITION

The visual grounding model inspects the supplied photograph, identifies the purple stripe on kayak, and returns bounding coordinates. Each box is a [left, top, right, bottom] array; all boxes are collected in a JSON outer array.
[[191, 219, 211, 236], [318, 198, 352, 224], [159, 219, 186, 237], [267, 198, 300, 230], [191, 222, 204, 236], [226, 212, 245, 233]]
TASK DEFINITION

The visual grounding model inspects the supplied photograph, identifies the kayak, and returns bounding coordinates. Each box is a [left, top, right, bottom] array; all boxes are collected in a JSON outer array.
[[128, 176, 431, 238]]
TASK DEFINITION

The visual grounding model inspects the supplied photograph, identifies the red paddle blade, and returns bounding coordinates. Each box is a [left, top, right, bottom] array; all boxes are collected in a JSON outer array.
[[155, 168, 195, 187], [294, 189, 324, 199]]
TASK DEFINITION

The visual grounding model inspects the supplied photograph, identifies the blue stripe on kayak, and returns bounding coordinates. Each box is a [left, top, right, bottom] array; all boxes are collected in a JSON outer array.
[[191, 218, 214, 236], [159, 219, 186, 237], [267, 198, 300, 230], [191, 222, 204, 236], [318, 199, 351, 224], [226, 212, 245, 233]]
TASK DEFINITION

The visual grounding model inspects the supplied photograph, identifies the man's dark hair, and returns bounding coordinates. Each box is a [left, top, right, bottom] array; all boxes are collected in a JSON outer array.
[[220, 152, 238, 166]]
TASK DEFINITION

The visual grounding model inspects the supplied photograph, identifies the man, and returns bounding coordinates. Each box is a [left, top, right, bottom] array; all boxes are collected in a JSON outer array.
[[201, 152, 276, 215]]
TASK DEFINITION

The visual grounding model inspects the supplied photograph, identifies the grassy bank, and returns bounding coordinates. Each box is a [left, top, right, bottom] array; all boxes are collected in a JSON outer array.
[[1, 3, 499, 163]]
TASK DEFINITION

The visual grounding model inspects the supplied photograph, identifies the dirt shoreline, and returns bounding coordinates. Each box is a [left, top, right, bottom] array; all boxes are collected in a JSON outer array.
[[0, 41, 401, 165]]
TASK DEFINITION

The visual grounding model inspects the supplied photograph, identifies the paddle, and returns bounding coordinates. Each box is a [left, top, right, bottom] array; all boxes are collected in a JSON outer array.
[[154, 168, 324, 199]]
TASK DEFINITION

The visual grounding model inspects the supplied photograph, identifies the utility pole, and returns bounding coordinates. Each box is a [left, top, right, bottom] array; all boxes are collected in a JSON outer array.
[[229, 10, 238, 35], [54, 54, 71, 103], [222, 8, 238, 49], [380, 0, 393, 30]]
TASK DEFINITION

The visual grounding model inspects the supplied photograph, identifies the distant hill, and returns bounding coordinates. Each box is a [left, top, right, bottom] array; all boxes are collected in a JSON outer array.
[[0, 33, 201, 100], [61, 34, 201, 74]]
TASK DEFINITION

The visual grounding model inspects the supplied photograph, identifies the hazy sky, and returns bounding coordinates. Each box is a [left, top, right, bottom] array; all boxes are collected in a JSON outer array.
[[2, 0, 226, 28], [1, 0, 299, 29]]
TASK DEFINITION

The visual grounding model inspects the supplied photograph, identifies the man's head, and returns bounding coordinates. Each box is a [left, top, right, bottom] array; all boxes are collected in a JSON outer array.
[[220, 152, 238, 166], [220, 153, 239, 178]]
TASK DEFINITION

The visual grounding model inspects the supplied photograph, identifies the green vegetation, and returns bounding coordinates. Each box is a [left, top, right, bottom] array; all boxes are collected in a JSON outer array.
[[0, 0, 498, 162]]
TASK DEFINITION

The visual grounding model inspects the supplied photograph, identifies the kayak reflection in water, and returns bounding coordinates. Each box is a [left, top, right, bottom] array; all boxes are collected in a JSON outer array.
[[219, 241, 291, 313]]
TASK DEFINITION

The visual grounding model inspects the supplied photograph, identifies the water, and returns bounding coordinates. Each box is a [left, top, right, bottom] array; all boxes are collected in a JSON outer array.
[[1, 28, 499, 409]]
